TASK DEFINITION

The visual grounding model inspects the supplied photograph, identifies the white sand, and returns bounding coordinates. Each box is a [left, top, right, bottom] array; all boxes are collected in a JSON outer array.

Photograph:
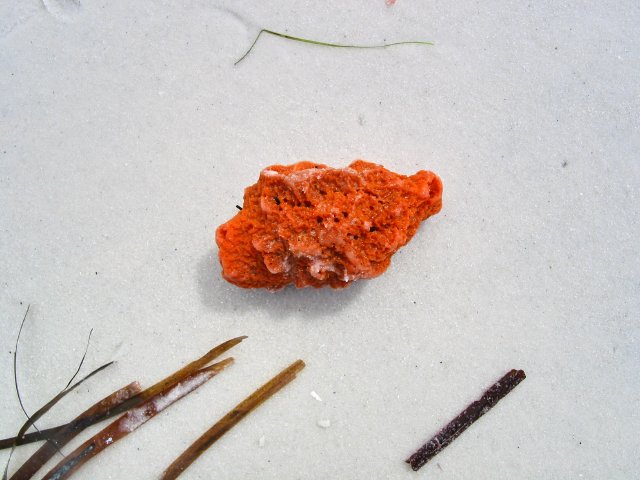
[[1, 1, 638, 479]]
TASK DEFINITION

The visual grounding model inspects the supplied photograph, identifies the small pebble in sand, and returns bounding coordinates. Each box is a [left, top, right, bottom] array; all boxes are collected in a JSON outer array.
[[317, 419, 331, 428]]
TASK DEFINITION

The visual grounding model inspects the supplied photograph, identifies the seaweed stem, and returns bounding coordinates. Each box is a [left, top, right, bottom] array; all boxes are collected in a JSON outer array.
[[161, 359, 305, 479], [9, 382, 142, 480], [0, 336, 247, 451], [64, 329, 93, 389], [2, 362, 113, 480], [41, 360, 233, 480], [235, 28, 433, 65], [4, 306, 109, 479], [13, 305, 31, 422]]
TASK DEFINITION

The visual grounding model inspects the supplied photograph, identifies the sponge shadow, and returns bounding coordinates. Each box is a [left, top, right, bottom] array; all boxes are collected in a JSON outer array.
[[196, 250, 364, 320]]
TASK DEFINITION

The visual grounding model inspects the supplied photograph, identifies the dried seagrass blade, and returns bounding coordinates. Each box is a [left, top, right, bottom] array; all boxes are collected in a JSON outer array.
[[161, 359, 305, 480], [9, 382, 142, 480], [0, 336, 247, 450], [2, 362, 113, 480], [140, 336, 246, 398], [0, 429, 58, 451], [12, 307, 92, 435], [41, 359, 234, 480]]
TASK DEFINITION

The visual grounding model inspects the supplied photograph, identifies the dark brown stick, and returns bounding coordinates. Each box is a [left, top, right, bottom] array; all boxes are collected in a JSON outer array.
[[9, 382, 142, 480], [41, 359, 233, 480], [0, 336, 247, 451], [161, 359, 305, 480], [406, 369, 526, 471]]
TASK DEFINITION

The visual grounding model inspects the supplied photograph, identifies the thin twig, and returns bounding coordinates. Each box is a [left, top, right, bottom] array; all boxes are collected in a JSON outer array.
[[0, 336, 247, 450], [161, 359, 305, 480], [235, 28, 433, 65], [41, 360, 233, 480], [9, 382, 142, 480], [406, 369, 526, 471]]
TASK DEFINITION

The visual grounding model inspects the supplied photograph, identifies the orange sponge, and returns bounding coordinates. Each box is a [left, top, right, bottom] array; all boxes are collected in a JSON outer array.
[[216, 160, 442, 289]]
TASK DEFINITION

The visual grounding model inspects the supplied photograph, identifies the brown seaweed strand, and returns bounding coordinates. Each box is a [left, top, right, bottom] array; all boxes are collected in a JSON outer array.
[[138, 336, 246, 398], [406, 369, 526, 471], [161, 359, 305, 480], [73, 335, 246, 430], [0, 336, 247, 450], [66, 337, 247, 427], [11, 308, 92, 464], [11, 362, 114, 443], [9, 382, 142, 480], [2, 362, 113, 480], [0, 429, 59, 450], [41, 359, 234, 480]]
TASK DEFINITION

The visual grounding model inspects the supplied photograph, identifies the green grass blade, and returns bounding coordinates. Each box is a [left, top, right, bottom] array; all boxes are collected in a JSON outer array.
[[235, 28, 433, 65]]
